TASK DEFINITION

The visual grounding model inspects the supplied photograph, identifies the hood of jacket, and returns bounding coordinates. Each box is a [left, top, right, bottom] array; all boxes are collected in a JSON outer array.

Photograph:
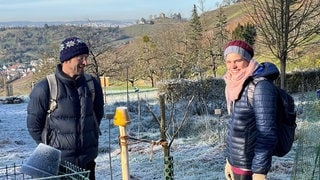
[[253, 62, 279, 81]]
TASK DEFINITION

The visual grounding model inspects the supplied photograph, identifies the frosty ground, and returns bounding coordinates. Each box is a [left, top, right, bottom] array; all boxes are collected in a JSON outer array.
[[0, 92, 295, 180]]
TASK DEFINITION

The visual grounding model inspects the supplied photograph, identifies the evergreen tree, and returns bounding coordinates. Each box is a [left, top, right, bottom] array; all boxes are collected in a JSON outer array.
[[231, 23, 244, 40], [232, 23, 256, 46], [243, 23, 256, 46], [210, 6, 228, 77], [187, 4, 203, 79], [189, 4, 202, 41]]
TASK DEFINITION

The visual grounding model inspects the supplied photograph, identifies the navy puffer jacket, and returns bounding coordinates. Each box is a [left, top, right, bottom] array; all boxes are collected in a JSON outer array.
[[27, 64, 104, 167], [226, 62, 279, 174]]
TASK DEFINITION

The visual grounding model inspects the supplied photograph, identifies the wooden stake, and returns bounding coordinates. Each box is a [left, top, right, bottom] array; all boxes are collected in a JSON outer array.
[[119, 126, 129, 180], [113, 107, 131, 180]]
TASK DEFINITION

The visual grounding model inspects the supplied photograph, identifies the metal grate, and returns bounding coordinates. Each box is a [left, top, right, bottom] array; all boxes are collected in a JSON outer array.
[[0, 161, 90, 180]]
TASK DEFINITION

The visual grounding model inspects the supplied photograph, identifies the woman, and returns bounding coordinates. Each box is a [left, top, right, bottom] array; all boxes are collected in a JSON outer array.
[[223, 40, 279, 180]]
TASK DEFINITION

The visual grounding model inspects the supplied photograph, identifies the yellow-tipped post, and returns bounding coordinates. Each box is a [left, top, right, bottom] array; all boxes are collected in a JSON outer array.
[[113, 107, 131, 180]]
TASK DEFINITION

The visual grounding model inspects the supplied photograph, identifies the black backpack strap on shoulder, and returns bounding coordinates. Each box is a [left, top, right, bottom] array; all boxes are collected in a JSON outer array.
[[83, 73, 101, 135], [84, 73, 95, 102]]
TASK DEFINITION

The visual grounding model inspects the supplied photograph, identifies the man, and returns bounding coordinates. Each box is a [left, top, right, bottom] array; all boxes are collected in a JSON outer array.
[[27, 37, 104, 180], [223, 40, 279, 180]]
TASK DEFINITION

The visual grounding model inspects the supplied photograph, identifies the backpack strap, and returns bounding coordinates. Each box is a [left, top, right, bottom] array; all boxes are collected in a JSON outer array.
[[84, 73, 95, 102], [44, 73, 57, 144], [46, 74, 58, 114], [83, 73, 101, 135], [247, 77, 267, 106]]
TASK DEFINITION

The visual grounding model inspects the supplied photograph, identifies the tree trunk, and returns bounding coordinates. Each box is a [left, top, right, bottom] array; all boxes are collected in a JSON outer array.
[[280, 57, 286, 90]]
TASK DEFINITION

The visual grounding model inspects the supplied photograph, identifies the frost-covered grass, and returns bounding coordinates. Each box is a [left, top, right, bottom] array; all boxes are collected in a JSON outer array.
[[0, 90, 319, 179]]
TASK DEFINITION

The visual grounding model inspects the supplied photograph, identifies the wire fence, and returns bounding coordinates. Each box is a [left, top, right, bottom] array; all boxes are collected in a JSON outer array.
[[0, 161, 90, 180], [291, 89, 320, 180]]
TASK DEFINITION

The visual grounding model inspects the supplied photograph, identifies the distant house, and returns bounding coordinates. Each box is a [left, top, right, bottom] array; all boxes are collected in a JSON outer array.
[[137, 17, 154, 25], [1, 63, 26, 81], [159, 13, 166, 19], [137, 18, 147, 25]]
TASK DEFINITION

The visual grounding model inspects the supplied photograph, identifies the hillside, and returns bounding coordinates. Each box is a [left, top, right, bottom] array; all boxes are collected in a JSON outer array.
[[1, 2, 320, 97], [121, 18, 187, 37], [202, 2, 250, 30], [0, 72, 33, 97], [119, 3, 252, 37]]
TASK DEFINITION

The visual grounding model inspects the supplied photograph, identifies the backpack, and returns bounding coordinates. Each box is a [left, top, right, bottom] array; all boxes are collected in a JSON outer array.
[[248, 77, 297, 157], [46, 73, 101, 138], [46, 73, 96, 112]]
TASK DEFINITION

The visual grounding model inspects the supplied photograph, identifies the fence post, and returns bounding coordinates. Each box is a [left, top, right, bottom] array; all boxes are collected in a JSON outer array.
[[6, 84, 13, 96], [113, 107, 131, 180]]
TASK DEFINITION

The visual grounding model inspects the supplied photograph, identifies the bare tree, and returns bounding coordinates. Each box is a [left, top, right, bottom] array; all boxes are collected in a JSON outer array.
[[32, 43, 60, 82], [98, 43, 136, 83], [245, 0, 320, 89], [140, 22, 190, 80], [78, 20, 123, 80], [82, 34, 113, 80]]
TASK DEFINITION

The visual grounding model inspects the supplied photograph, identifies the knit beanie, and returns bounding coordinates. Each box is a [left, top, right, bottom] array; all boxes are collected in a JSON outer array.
[[223, 40, 254, 61], [59, 37, 89, 63]]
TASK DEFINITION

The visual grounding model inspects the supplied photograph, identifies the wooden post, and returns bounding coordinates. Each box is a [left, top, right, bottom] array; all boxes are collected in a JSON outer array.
[[113, 107, 131, 180], [100, 76, 108, 103], [159, 93, 174, 179], [159, 93, 169, 156]]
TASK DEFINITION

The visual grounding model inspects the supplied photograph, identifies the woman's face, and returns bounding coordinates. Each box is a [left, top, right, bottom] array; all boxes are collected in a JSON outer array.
[[225, 53, 249, 77]]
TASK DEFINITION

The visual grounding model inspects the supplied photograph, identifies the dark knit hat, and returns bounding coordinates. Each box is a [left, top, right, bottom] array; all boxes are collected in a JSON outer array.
[[224, 40, 254, 61], [59, 37, 89, 63]]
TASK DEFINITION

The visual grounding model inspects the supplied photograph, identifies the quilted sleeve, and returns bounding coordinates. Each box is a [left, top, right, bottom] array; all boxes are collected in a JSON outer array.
[[93, 77, 104, 125], [26, 79, 50, 144], [251, 80, 278, 174]]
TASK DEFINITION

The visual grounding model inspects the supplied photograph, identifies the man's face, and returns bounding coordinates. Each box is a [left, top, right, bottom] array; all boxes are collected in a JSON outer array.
[[225, 53, 249, 77], [63, 54, 89, 77]]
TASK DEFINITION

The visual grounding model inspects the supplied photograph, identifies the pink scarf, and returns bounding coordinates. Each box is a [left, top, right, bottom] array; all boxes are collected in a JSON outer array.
[[224, 59, 260, 113]]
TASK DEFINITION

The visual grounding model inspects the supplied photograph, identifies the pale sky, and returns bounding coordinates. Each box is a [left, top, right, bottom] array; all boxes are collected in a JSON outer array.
[[0, 0, 222, 22]]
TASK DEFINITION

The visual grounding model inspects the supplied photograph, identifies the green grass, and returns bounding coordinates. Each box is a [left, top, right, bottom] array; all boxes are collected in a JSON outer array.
[[104, 85, 157, 91]]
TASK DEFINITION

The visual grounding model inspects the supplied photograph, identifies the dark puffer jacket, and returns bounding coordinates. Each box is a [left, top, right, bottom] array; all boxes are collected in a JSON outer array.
[[27, 65, 104, 167], [226, 62, 279, 174]]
